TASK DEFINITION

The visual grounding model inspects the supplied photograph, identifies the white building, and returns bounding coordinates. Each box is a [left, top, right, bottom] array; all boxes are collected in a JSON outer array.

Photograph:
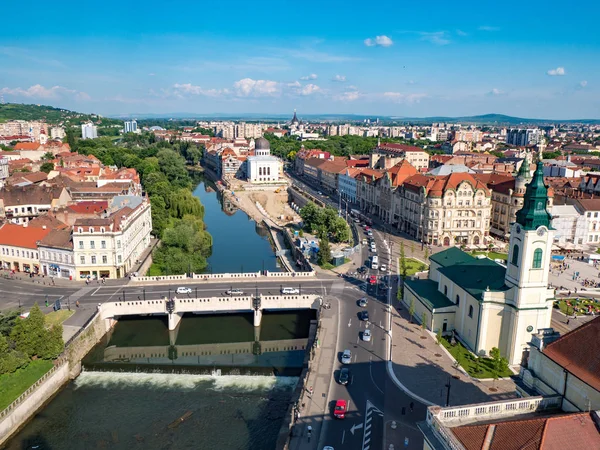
[[50, 127, 66, 140], [38, 229, 75, 279], [81, 122, 98, 140], [246, 137, 284, 184], [550, 204, 587, 246], [124, 120, 138, 133], [338, 168, 361, 203], [0, 158, 8, 189]]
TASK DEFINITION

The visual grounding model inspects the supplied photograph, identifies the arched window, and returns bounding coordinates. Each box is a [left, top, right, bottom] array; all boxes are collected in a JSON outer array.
[[455, 294, 460, 306], [511, 244, 519, 266], [532, 248, 543, 269], [468, 305, 474, 318], [444, 285, 448, 296]]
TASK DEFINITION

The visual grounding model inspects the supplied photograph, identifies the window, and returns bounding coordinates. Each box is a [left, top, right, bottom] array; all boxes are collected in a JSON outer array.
[[91, 256, 96, 264], [102, 255, 108, 264], [444, 285, 448, 296], [455, 294, 460, 306], [117, 240, 121, 249], [79, 241, 84, 249], [532, 249, 543, 269], [511, 244, 519, 266], [78, 227, 83, 233], [468, 305, 474, 318], [101, 240, 106, 249], [90, 241, 95, 249], [117, 255, 122, 263], [100, 227, 105, 233], [90, 228, 94, 233], [80, 256, 85, 264]]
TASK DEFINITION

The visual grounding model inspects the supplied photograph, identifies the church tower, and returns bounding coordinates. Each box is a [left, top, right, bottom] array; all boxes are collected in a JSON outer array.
[[514, 153, 531, 195], [504, 161, 555, 364]]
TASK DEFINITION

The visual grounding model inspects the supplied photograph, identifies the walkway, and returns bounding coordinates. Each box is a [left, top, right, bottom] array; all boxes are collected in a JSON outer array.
[[389, 303, 518, 407], [287, 293, 339, 450]]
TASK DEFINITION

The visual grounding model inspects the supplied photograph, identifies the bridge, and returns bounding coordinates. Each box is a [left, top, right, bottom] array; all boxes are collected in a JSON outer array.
[[98, 293, 322, 331]]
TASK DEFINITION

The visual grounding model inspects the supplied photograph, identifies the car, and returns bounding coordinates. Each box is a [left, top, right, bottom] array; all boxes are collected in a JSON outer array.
[[341, 349, 352, 364], [359, 311, 369, 321], [364, 226, 371, 231], [362, 238, 368, 245], [176, 287, 192, 295], [323, 447, 335, 450], [226, 289, 244, 295], [358, 297, 368, 307], [338, 367, 351, 385], [367, 230, 373, 236], [334, 399, 347, 419], [281, 287, 300, 294], [318, 191, 323, 195], [369, 275, 377, 285], [380, 264, 387, 272], [357, 266, 367, 274], [362, 329, 372, 342]]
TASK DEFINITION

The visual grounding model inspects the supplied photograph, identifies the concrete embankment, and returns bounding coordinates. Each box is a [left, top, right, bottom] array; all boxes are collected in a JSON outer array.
[[0, 312, 116, 447]]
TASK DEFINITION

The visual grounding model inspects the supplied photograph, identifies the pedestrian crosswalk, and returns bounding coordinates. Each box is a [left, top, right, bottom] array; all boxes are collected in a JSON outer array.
[[362, 400, 384, 450]]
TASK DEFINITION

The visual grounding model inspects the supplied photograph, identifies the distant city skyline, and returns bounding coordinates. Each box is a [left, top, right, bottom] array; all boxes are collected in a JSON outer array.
[[0, 0, 598, 119]]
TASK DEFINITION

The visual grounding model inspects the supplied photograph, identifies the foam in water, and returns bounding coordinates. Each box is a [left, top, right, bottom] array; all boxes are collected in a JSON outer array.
[[75, 370, 298, 393]]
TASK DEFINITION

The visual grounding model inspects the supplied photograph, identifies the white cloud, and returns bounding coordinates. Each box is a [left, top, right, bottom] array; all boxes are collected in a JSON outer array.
[[332, 75, 346, 82], [300, 73, 318, 80], [334, 91, 361, 101], [579, 80, 588, 87], [173, 83, 227, 97], [0, 84, 90, 101], [148, 73, 155, 76], [420, 32, 450, 45], [233, 78, 280, 97], [364, 35, 393, 47], [456, 29, 468, 36], [301, 84, 321, 96], [488, 88, 505, 96], [287, 81, 302, 88], [382, 92, 427, 103], [547, 67, 566, 76], [478, 26, 500, 31]]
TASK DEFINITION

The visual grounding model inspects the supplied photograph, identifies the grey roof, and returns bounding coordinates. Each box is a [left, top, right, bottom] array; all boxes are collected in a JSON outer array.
[[428, 164, 475, 176], [109, 195, 143, 211], [255, 137, 270, 150]]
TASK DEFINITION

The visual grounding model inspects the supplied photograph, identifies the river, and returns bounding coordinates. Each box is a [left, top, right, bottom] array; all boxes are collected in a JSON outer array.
[[6, 311, 314, 450], [193, 178, 281, 274]]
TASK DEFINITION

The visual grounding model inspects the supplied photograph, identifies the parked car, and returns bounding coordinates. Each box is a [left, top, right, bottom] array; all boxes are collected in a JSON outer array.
[[367, 230, 373, 237], [176, 287, 192, 295], [341, 349, 352, 364], [358, 297, 368, 307], [369, 275, 377, 285], [339, 367, 351, 385], [359, 311, 369, 321], [380, 264, 387, 272], [281, 287, 300, 294], [362, 329, 372, 342], [226, 289, 244, 295], [334, 399, 347, 419], [357, 266, 367, 274]]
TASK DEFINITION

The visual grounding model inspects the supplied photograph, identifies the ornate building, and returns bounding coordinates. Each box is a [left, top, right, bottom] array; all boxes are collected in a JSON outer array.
[[246, 137, 284, 184]]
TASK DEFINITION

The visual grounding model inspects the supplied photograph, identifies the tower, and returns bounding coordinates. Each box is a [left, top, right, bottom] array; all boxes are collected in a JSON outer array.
[[514, 153, 531, 195], [504, 161, 555, 364]]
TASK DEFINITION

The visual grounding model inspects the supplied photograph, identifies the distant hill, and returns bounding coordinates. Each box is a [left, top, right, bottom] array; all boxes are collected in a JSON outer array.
[[398, 113, 600, 125], [0, 103, 121, 126]]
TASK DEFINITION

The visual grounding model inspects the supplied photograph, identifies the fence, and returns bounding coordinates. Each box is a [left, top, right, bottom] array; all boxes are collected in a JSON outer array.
[[131, 271, 316, 282]]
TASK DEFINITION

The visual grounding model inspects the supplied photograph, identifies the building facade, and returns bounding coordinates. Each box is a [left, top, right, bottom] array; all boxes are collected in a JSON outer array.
[[38, 229, 75, 279], [246, 137, 284, 184], [81, 122, 98, 140], [0, 223, 50, 273]]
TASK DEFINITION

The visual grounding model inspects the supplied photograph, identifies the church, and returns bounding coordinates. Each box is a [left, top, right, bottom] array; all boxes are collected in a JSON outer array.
[[246, 137, 284, 184], [403, 161, 555, 365]]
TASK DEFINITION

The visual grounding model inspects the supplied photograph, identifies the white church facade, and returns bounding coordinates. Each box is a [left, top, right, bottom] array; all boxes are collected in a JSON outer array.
[[403, 161, 555, 365], [246, 137, 284, 184]]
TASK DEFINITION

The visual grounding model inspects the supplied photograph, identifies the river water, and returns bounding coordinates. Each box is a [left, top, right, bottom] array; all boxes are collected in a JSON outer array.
[[193, 179, 281, 274], [6, 311, 314, 450]]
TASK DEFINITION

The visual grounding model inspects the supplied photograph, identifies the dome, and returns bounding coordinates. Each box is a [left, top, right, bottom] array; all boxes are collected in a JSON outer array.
[[255, 137, 270, 150]]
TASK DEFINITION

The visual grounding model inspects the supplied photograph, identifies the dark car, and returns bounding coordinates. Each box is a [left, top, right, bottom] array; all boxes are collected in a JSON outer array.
[[357, 266, 367, 274], [359, 311, 369, 321], [339, 367, 351, 385]]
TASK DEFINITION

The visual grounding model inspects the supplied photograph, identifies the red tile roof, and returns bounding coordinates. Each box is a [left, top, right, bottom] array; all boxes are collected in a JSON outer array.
[[387, 160, 418, 187], [67, 201, 108, 214], [14, 142, 42, 151], [0, 223, 52, 249], [542, 315, 600, 391], [378, 142, 426, 153]]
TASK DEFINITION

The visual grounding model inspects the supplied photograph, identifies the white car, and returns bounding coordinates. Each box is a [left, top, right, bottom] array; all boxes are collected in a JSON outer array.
[[281, 287, 300, 294], [341, 349, 352, 364], [362, 329, 372, 342], [176, 287, 192, 295], [380, 264, 387, 272], [226, 289, 244, 295]]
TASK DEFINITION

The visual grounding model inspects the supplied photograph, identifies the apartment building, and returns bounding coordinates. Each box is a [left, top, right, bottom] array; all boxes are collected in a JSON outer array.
[[81, 122, 98, 139], [371, 142, 430, 171], [38, 229, 75, 279], [0, 120, 48, 141], [0, 223, 50, 273], [0, 185, 72, 224], [356, 168, 385, 214], [73, 196, 152, 279]]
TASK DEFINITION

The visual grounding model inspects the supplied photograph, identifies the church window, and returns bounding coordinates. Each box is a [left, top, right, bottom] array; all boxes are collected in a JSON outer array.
[[444, 285, 448, 296], [468, 305, 473, 318], [532, 249, 543, 269], [455, 294, 460, 306], [511, 244, 519, 266]]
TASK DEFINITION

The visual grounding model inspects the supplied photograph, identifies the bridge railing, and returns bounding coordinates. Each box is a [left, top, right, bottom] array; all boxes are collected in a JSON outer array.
[[131, 271, 317, 282]]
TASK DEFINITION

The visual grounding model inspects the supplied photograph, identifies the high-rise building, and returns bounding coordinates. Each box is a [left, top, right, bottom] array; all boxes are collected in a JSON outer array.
[[506, 128, 543, 146], [124, 120, 137, 134], [50, 127, 66, 140], [81, 122, 98, 140]]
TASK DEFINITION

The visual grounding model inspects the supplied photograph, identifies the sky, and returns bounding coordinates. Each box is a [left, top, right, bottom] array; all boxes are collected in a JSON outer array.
[[0, 0, 598, 119]]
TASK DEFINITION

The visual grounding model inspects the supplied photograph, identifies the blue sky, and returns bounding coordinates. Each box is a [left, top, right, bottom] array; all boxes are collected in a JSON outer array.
[[0, 0, 598, 119]]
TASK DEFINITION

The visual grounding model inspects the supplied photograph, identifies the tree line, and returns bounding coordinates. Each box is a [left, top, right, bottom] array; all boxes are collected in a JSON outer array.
[[70, 132, 212, 275]]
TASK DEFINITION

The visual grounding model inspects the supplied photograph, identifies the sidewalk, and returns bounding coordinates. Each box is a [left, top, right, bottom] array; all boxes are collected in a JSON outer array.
[[287, 293, 339, 450], [389, 303, 518, 407], [60, 287, 96, 342]]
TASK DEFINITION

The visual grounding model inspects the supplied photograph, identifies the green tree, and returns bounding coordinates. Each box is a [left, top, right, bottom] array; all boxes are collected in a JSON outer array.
[[39, 162, 54, 173], [489, 347, 508, 376], [10, 304, 46, 358], [330, 216, 350, 243], [409, 298, 415, 323], [317, 237, 332, 266], [400, 242, 408, 281], [0, 309, 20, 336], [41, 151, 54, 160], [0, 334, 29, 374], [424, 246, 429, 260], [421, 312, 428, 332]]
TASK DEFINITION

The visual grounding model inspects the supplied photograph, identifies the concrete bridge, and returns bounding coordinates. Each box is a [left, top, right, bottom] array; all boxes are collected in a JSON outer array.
[[103, 338, 308, 363], [98, 293, 322, 331]]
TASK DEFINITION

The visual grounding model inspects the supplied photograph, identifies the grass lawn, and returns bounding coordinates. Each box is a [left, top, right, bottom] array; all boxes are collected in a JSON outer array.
[[44, 309, 74, 327], [399, 258, 428, 276], [555, 298, 600, 316], [440, 337, 513, 379], [320, 262, 335, 270], [472, 251, 508, 261], [0, 360, 54, 411]]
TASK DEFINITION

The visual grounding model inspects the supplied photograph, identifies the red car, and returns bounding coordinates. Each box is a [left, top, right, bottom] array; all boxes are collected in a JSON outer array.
[[364, 226, 371, 231], [369, 275, 377, 285], [334, 399, 347, 419]]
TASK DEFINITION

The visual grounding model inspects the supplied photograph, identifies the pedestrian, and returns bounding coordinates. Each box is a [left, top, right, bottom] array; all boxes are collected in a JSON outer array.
[[409, 401, 414, 412], [567, 319, 570, 325], [76, 301, 80, 308]]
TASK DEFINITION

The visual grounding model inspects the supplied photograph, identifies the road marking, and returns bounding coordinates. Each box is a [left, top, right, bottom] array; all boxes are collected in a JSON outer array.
[[369, 360, 385, 395], [91, 287, 100, 296], [342, 430, 346, 444], [350, 422, 363, 435], [362, 400, 384, 450], [348, 319, 352, 327]]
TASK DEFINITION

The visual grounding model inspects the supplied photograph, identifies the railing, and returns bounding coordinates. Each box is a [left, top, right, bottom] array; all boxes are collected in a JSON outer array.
[[131, 271, 316, 282]]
